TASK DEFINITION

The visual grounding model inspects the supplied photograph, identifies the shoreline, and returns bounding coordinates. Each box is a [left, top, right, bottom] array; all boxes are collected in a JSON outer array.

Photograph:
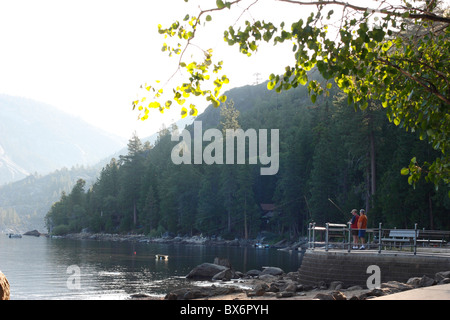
[[54, 232, 308, 251]]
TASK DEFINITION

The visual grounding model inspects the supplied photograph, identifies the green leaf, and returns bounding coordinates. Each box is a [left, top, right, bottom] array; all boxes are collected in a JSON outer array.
[[408, 175, 414, 185], [371, 28, 385, 42], [216, 0, 225, 9], [400, 168, 410, 175], [206, 15, 212, 22], [360, 101, 368, 110], [327, 10, 334, 19]]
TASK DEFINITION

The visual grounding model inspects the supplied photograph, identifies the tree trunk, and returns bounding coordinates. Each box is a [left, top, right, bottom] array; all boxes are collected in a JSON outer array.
[[369, 130, 376, 196], [133, 201, 137, 227], [428, 192, 434, 230], [366, 130, 376, 212]]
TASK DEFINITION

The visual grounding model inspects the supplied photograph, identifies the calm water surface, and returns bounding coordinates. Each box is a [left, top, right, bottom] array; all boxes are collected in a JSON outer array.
[[0, 235, 302, 300]]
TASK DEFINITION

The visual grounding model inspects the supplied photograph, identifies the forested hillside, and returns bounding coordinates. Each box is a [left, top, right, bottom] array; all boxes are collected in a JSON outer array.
[[45, 80, 450, 239]]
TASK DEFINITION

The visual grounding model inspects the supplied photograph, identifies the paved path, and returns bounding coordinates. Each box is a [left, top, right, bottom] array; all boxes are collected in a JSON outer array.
[[373, 283, 450, 300]]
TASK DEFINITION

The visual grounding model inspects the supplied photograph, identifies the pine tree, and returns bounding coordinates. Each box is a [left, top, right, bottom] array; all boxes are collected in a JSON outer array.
[[118, 132, 144, 230]]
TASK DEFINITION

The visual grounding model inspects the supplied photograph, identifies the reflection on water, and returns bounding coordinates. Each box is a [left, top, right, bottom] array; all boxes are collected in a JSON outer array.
[[0, 235, 302, 300]]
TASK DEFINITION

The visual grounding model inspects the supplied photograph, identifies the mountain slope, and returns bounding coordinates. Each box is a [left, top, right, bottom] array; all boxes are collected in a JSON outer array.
[[0, 166, 99, 233], [0, 95, 126, 185]]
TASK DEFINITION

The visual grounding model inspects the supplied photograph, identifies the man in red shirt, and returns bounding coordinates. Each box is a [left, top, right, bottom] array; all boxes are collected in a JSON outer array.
[[358, 209, 368, 250]]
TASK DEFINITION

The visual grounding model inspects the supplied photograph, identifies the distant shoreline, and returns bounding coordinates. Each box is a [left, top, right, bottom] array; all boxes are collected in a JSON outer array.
[[50, 232, 308, 251]]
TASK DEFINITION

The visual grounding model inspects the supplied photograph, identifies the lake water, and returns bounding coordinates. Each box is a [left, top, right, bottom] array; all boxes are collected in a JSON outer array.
[[0, 235, 303, 300]]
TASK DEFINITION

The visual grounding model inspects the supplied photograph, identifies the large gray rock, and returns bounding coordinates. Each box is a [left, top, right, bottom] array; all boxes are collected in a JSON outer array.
[[212, 268, 235, 281], [260, 267, 284, 276], [186, 263, 227, 280], [435, 271, 450, 283], [24, 230, 41, 237], [406, 277, 422, 288], [419, 275, 436, 287]]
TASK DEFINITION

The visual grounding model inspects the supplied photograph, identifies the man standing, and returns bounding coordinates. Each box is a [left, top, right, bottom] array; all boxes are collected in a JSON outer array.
[[349, 209, 359, 249], [358, 209, 368, 250]]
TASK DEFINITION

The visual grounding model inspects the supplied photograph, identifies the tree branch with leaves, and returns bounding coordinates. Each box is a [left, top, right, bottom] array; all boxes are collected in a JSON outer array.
[[134, 0, 449, 194]]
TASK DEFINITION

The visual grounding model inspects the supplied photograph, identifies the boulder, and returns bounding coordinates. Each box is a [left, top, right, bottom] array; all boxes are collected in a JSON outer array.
[[23, 230, 41, 237], [212, 268, 234, 281], [435, 271, 450, 283], [284, 282, 298, 293], [381, 281, 414, 292], [406, 277, 422, 288], [419, 275, 435, 287], [186, 263, 227, 280], [260, 267, 284, 276], [407, 275, 436, 288], [0, 271, 10, 300], [253, 283, 268, 296]]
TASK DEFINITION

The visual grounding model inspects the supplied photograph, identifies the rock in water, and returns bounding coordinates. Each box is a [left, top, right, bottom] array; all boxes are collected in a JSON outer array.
[[23, 230, 41, 237], [0, 271, 10, 300], [186, 263, 227, 280]]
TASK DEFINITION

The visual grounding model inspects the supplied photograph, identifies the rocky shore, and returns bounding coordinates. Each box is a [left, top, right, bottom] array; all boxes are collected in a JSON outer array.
[[132, 257, 450, 301]]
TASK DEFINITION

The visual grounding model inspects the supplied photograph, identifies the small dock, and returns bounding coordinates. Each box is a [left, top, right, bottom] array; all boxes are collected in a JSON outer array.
[[155, 254, 169, 260]]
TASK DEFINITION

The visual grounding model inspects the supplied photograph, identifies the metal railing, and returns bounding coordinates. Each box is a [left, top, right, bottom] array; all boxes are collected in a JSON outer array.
[[307, 222, 450, 255]]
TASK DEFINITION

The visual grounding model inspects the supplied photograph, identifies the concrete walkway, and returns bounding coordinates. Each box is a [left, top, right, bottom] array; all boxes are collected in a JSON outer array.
[[373, 283, 450, 300]]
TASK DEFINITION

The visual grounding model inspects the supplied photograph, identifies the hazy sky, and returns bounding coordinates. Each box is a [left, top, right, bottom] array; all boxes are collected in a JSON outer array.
[[0, 0, 299, 139], [3, 1, 445, 140]]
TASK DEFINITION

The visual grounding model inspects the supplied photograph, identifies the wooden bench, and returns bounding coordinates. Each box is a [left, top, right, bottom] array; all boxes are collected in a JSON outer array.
[[416, 230, 448, 247], [416, 238, 447, 247], [381, 230, 418, 249]]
